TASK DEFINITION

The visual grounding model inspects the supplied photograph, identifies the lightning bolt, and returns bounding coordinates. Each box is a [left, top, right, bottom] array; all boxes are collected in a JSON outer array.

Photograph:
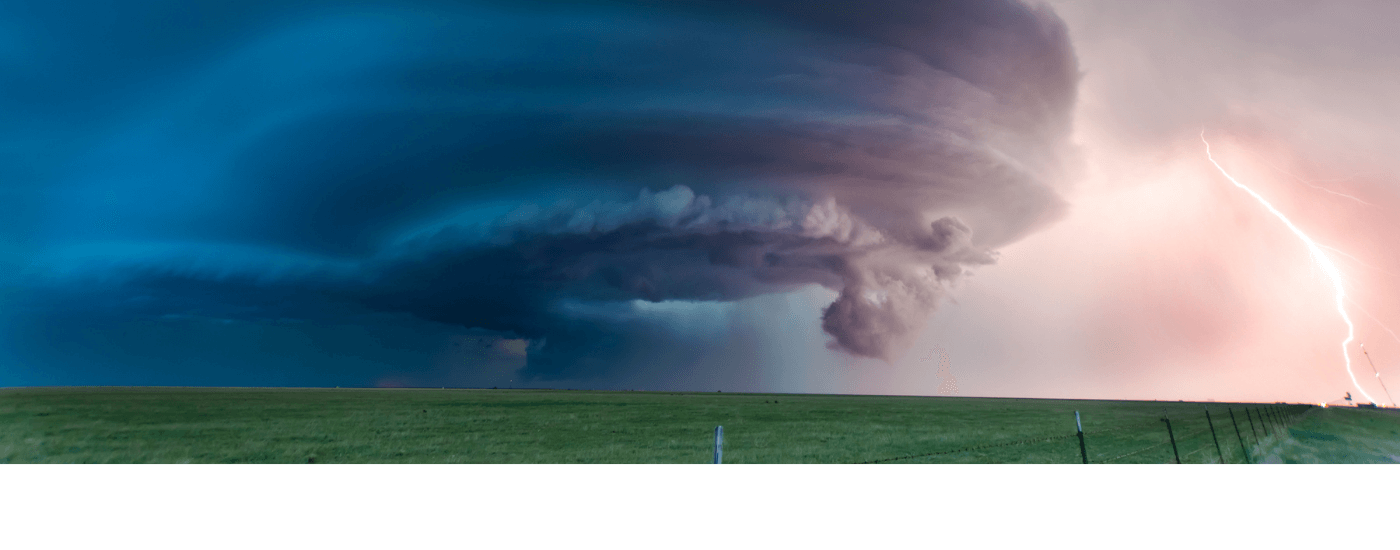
[[1317, 243, 1398, 277], [1201, 131, 1378, 405], [1350, 300, 1400, 347], [1262, 160, 1374, 206]]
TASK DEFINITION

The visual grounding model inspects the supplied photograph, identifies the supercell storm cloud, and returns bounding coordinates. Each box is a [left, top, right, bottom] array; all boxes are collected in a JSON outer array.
[[0, 1, 1078, 386]]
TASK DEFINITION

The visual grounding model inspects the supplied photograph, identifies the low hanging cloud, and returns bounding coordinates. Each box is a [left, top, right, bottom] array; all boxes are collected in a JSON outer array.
[[374, 184, 999, 360], [7, 0, 1080, 381]]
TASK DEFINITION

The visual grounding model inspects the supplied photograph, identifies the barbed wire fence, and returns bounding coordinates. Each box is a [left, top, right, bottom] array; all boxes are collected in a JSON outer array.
[[841, 404, 1312, 464]]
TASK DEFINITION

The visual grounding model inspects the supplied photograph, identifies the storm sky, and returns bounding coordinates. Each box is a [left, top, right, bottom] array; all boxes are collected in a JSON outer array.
[[3, 1, 1397, 403]]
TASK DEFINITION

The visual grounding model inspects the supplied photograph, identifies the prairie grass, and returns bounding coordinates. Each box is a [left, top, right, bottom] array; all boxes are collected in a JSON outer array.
[[0, 387, 1336, 463], [1253, 406, 1400, 463]]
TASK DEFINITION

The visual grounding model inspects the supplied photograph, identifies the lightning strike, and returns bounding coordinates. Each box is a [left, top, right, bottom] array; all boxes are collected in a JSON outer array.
[[1201, 131, 1379, 405], [1317, 243, 1398, 276], [1262, 160, 1374, 206], [1348, 299, 1400, 346]]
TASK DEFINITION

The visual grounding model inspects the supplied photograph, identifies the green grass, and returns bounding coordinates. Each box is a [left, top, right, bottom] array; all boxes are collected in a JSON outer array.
[[0, 387, 1351, 463], [1253, 406, 1400, 463]]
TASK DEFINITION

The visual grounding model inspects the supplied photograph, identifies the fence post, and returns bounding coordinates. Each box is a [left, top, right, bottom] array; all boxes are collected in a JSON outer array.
[[1228, 408, 1251, 464], [1257, 408, 1272, 437], [1205, 409, 1224, 464], [1245, 408, 1260, 443], [1075, 410, 1088, 464], [1162, 417, 1181, 464], [714, 425, 723, 464]]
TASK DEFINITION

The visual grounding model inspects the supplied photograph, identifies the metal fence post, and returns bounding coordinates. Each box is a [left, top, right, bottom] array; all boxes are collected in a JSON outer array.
[[1256, 408, 1272, 437], [1075, 410, 1088, 464], [1205, 409, 1224, 464], [1245, 408, 1260, 442], [714, 425, 723, 464], [1162, 416, 1181, 464], [1228, 408, 1251, 464]]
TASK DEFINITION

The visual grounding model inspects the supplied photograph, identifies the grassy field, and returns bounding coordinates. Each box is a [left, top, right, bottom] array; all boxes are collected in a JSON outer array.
[[1255, 406, 1400, 463], [0, 387, 1364, 463]]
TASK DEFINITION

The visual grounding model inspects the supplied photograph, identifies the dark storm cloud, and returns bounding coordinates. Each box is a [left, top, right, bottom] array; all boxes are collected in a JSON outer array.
[[2, 0, 1078, 384]]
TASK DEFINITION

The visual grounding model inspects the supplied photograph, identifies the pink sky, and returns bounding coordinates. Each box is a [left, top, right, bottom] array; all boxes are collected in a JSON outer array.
[[852, 0, 1400, 404]]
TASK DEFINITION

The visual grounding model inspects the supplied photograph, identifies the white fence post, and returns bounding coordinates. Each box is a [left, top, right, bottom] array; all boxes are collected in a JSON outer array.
[[1075, 411, 1088, 464], [714, 425, 723, 464]]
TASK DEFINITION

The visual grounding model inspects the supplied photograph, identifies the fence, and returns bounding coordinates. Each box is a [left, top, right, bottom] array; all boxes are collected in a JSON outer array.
[[832, 403, 1312, 464]]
